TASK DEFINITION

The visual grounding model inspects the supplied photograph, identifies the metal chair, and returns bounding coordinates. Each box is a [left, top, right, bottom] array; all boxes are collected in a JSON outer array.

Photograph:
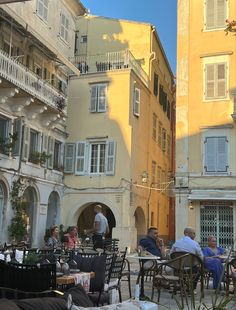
[[3, 261, 57, 292], [120, 258, 132, 299], [170, 251, 204, 298], [226, 257, 236, 295]]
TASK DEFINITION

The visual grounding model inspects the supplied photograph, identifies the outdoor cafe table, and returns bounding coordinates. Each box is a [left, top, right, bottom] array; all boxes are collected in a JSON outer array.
[[127, 254, 160, 298], [56, 271, 95, 286]]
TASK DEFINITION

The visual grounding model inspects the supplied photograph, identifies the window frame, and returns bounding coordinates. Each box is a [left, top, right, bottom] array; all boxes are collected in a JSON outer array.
[[28, 128, 41, 164], [203, 135, 229, 174], [0, 115, 12, 156], [60, 12, 69, 43], [205, 62, 227, 100], [90, 83, 108, 113], [133, 87, 140, 117], [36, 0, 49, 23], [74, 139, 116, 176], [204, 0, 227, 31], [152, 113, 157, 141]]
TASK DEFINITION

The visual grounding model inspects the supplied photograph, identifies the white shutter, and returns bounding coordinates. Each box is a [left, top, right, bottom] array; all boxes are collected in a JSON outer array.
[[217, 63, 226, 97], [217, 136, 228, 172], [106, 140, 116, 175], [216, 0, 226, 28], [75, 141, 86, 175], [90, 85, 97, 112], [205, 64, 215, 99], [12, 118, 22, 156], [64, 143, 75, 173], [206, 0, 226, 29], [205, 137, 217, 172], [133, 88, 140, 116], [22, 125, 30, 161], [47, 137, 55, 169], [206, 0, 215, 29], [97, 84, 107, 112]]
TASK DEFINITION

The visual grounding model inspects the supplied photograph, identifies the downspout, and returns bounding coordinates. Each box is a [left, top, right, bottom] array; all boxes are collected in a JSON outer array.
[[146, 26, 156, 229]]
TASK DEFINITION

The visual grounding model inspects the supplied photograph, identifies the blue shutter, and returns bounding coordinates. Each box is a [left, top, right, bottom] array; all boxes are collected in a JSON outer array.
[[204, 137, 216, 172], [12, 118, 22, 156], [217, 136, 228, 172], [64, 143, 75, 173], [75, 141, 86, 175]]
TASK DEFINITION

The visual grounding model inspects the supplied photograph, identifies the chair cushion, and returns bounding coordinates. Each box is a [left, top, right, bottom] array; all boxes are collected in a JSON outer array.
[[14, 297, 67, 310], [63, 284, 93, 307]]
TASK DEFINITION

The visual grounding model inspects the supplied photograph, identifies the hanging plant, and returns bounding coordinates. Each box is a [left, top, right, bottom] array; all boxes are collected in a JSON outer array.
[[8, 177, 28, 243]]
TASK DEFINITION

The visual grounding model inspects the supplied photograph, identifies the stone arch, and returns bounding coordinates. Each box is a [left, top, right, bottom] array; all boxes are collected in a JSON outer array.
[[46, 191, 60, 229], [66, 196, 120, 226], [65, 197, 119, 238], [134, 206, 146, 243], [22, 185, 39, 245], [77, 202, 116, 238]]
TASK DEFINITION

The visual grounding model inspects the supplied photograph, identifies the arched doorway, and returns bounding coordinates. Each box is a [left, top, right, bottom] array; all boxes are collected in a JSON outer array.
[[0, 181, 7, 244], [46, 191, 60, 229], [134, 206, 146, 243], [77, 203, 116, 238], [22, 186, 37, 244]]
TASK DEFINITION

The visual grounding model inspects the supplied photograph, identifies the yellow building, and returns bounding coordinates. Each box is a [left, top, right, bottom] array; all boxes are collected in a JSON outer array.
[[0, 0, 85, 246], [176, 0, 236, 247], [63, 15, 175, 250]]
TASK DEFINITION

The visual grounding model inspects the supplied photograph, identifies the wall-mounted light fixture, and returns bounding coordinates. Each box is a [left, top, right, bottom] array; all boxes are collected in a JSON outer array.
[[141, 171, 148, 184], [189, 201, 194, 210]]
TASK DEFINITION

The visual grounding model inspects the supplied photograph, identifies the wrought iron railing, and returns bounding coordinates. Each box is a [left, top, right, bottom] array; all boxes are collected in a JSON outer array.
[[0, 49, 67, 112], [72, 50, 149, 87]]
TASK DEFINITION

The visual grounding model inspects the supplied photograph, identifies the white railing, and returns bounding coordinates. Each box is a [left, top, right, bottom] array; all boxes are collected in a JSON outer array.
[[72, 50, 149, 87], [0, 49, 67, 112]]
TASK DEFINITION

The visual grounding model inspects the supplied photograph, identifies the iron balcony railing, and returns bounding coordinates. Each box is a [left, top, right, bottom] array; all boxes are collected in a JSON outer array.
[[0, 48, 67, 112], [72, 50, 149, 87]]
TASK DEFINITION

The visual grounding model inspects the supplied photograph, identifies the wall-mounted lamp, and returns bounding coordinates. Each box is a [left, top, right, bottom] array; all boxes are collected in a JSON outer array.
[[141, 171, 148, 184], [189, 201, 194, 210]]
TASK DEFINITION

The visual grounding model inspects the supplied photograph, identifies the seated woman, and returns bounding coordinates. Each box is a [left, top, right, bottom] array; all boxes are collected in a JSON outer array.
[[47, 225, 61, 248], [203, 235, 225, 290]]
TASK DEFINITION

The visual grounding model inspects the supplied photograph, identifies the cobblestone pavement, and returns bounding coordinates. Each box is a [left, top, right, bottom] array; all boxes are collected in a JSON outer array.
[[120, 257, 236, 309]]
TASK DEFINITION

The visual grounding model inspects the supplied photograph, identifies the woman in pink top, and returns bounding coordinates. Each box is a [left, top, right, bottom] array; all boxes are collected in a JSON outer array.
[[64, 226, 78, 249]]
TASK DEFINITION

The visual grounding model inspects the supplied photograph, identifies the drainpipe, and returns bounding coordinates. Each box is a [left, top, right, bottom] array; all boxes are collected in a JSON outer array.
[[149, 26, 156, 78]]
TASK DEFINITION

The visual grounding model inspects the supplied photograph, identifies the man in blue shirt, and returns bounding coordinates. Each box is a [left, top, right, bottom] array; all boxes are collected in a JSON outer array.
[[139, 227, 165, 258]]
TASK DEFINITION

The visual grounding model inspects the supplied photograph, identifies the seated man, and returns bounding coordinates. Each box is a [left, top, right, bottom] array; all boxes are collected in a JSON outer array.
[[139, 227, 165, 258], [170, 227, 203, 290]]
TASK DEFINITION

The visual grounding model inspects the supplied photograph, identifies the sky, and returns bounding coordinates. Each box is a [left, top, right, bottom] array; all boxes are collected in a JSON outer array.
[[81, 0, 177, 74]]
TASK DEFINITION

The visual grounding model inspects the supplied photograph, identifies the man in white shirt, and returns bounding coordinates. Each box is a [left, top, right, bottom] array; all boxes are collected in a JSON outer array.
[[85, 204, 109, 248], [170, 227, 203, 259], [170, 227, 203, 290]]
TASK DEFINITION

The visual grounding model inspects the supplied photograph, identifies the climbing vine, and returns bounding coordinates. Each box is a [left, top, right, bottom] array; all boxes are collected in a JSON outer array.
[[8, 177, 28, 243]]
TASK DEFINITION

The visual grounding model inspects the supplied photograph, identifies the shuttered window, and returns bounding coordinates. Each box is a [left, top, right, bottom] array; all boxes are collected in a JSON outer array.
[[60, 12, 69, 42], [152, 161, 156, 184], [133, 87, 140, 117], [205, 0, 226, 30], [153, 73, 158, 96], [204, 136, 228, 173], [152, 113, 157, 141], [37, 0, 48, 22], [90, 84, 107, 112], [64, 143, 75, 173], [205, 63, 227, 99]]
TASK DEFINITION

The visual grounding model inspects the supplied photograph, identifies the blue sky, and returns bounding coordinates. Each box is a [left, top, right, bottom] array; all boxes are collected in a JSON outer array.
[[81, 0, 177, 74]]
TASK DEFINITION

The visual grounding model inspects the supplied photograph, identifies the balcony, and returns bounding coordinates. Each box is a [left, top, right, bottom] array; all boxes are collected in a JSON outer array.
[[72, 50, 149, 87], [0, 49, 67, 113]]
